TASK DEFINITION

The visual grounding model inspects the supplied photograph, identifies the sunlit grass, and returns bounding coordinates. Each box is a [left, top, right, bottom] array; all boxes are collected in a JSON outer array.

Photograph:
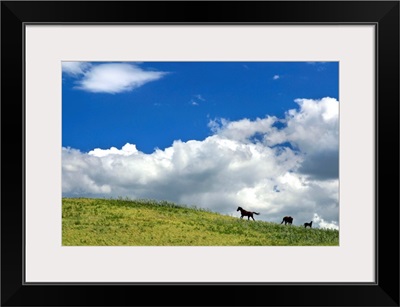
[[62, 197, 339, 246]]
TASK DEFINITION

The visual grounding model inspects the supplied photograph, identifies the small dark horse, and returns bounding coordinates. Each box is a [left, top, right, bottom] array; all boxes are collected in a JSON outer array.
[[281, 216, 293, 225], [304, 221, 313, 228], [237, 207, 260, 221]]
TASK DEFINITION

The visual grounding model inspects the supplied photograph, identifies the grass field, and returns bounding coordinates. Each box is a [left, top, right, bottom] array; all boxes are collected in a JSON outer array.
[[62, 198, 339, 246]]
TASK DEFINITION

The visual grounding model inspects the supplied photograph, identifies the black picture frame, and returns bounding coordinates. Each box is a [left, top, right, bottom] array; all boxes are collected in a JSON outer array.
[[1, 1, 399, 306]]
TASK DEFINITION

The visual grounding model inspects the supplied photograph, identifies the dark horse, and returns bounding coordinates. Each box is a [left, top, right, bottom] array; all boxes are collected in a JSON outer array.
[[304, 221, 313, 228], [237, 207, 260, 221], [281, 216, 293, 225]]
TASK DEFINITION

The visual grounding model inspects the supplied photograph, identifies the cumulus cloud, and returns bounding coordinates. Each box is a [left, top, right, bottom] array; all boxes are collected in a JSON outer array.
[[264, 97, 339, 180], [273, 75, 280, 80], [313, 213, 339, 230], [208, 116, 277, 143], [62, 62, 167, 94], [62, 97, 339, 229]]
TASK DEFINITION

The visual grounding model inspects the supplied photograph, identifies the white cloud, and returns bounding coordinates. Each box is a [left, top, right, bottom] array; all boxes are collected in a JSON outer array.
[[313, 213, 339, 230], [307, 62, 328, 72], [63, 97, 339, 228], [62, 62, 91, 76], [190, 94, 206, 106], [195, 94, 206, 101], [208, 116, 277, 143], [265, 97, 339, 180], [88, 143, 139, 157], [63, 62, 167, 94], [273, 75, 280, 80]]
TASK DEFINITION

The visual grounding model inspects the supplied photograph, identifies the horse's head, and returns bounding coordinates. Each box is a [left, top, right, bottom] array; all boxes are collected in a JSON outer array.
[[237, 207, 242, 211]]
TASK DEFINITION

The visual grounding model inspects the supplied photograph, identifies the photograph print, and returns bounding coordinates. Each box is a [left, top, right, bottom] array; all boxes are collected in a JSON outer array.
[[62, 61, 339, 246]]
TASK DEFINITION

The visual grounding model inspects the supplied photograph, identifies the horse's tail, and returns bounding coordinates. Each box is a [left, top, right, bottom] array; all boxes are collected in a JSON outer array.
[[253, 212, 260, 215]]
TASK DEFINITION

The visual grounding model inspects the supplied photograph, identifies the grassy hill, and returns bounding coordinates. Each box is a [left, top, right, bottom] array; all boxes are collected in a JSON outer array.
[[62, 198, 339, 246]]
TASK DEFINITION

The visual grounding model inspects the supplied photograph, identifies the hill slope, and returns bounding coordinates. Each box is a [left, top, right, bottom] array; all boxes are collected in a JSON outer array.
[[62, 198, 339, 246]]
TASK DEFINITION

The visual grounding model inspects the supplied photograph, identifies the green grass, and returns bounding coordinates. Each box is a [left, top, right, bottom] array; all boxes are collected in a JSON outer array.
[[62, 197, 339, 246]]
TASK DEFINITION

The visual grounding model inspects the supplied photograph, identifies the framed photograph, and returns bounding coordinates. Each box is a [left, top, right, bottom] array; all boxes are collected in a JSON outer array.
[[1, 1, 399, 306]]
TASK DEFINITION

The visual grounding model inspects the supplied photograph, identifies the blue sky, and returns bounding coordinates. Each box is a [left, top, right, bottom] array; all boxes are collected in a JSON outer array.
[[62, 62, 338, 154], [62, 61, 339, 229]]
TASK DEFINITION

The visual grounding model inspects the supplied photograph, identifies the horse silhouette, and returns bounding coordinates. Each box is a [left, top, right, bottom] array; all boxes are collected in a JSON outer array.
[[280, 216, 293, 225], [237, 207, 260, 221], [304, 221, 313, 228]]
